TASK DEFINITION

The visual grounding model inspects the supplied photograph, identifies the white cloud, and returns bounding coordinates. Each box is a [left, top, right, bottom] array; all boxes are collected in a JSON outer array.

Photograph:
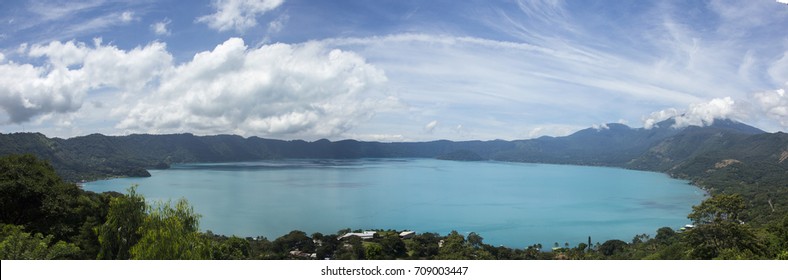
[[320, 28, 786, 136], [592, 123, 609, 130], [267, 14, 289, 34], [768, 51, 788, 86], [197, 0, 284, 32], [527, 127, 544, 138], [28, 0, 107, 22], [0, 39, 172, 124], [643, 108, 680, 129], [527, 124, 578, 139], [120, 11, 134, 23], [1, 37, 395, 139], [753, 87, 788, 127], [57, 11, 140, 39], [118, 38, 395, 139], [424, 120, 438, 133], [5, 2, 787, 139], [643, 97, 741, 129], [151, 18, 172, 36], [676, 97, 738, 127], [324, 33, 712, 138], [17, 43, 28, 54], [344, 133, 406, 142], [27, 40, 89, 67]]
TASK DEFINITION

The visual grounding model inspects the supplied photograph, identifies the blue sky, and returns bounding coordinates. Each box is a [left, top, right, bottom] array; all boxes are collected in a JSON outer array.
[[1, 0, 787, 141]]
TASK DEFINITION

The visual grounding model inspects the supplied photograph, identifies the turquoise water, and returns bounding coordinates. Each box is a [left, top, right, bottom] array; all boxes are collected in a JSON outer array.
[[82, 159, 704, 248]]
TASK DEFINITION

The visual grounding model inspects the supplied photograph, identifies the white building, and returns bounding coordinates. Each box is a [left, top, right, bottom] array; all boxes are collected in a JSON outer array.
[[399, 231, 416, 239], [338, 231, 376, 240]]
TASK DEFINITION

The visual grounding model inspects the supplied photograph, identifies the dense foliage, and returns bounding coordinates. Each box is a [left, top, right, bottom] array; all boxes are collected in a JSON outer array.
[[0, 154, 786, 260]]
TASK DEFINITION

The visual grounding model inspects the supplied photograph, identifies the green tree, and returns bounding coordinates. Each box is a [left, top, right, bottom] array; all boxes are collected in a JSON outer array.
[[272, 230, 314, 258], [129, 198, 209, 260], [0, 224, 80, 260], [437, 231, 470, 260], [70, 192, 116, 259], [0, 154, 82, 240], [654, 227, 676, 245], [379, 234, 407, 259], [365, 242, 384, 260], [688, 194, 746, 225], [683, 194, 764, 259], [467, 232, 483, 249], [249, 236, 274, 259], [598, 239, 628, 257], [407, 232, 440, 259], [208, 234, 251, 260], [313, 233, 339, 260], [96, 186, 146, 260], [334, 236, 365, 260], [764, 215, 788, 259]]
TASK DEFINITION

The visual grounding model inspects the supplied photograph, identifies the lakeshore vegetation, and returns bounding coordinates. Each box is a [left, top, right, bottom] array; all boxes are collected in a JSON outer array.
[[1, 153, 786, 260]]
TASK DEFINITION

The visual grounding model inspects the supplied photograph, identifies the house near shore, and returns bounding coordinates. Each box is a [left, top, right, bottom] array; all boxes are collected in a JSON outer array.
[[338, 231, 376, 240], [679, 224, 696, 232], [399, 231, 416, 239], [289, 250, 316, 259]]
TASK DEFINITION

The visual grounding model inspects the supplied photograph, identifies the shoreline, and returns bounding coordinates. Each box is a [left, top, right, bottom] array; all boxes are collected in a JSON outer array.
[[82, 158, 704, 251]]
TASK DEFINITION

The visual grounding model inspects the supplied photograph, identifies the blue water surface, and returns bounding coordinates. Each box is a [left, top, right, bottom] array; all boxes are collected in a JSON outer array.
[[83, 159, 705, 248]]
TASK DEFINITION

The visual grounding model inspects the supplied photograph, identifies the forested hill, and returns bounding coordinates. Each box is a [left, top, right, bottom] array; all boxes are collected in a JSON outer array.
[[1, 117, 786, 223], [0, 118, 782, 182]]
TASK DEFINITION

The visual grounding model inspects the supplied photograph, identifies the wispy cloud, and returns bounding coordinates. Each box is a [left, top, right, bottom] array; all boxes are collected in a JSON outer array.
[[2, 1, 149, 45], [120, 11, 134, 23], [267, 13, 288, 34], [197, 0, 284, 32], [59, 11, 137, 38], [27, 0, 107, 22], [151, 18, 172, 36], [424, 120, 438, 133]]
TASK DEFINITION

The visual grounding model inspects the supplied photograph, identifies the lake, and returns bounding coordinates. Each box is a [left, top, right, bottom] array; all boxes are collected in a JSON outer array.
[[82, 158, 705, 249]]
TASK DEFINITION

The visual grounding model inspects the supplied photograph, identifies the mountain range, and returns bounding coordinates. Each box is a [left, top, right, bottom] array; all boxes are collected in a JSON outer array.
[[0, 118, 783, 181], [1, 117, 786, 223]]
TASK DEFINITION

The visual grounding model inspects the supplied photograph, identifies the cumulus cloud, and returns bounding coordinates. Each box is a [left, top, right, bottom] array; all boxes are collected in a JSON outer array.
[[151, 18, 172, 36], [643, 108, 680, 129], [197, 0, 284, 32], [676, 97, 738, 127], [0, 39, 172, 124], [118, 37, 394, 139], [642, 97, 741, 129], [1, 36, 393, 139]]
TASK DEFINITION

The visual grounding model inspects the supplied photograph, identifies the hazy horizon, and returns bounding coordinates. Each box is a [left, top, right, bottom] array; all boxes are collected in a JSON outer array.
[[4, 116, 778, 143]]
